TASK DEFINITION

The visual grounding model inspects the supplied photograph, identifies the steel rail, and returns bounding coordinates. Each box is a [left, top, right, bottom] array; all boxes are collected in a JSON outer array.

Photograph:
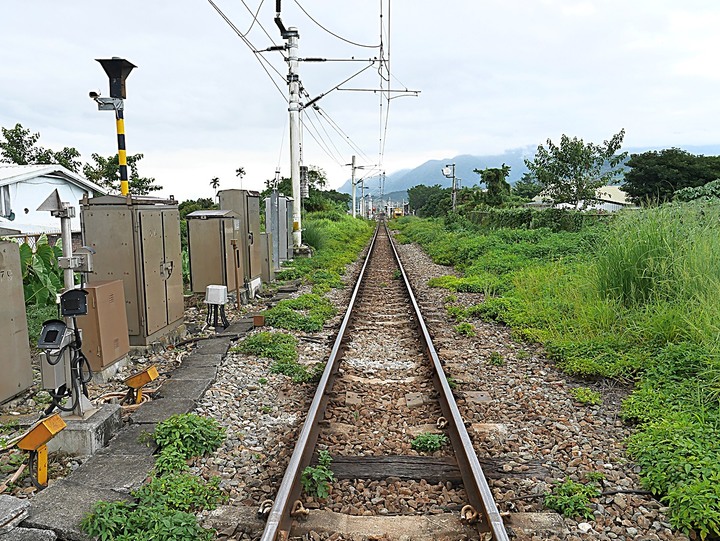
[[387, 223, 510, 541], [260, 225, 380, 541]]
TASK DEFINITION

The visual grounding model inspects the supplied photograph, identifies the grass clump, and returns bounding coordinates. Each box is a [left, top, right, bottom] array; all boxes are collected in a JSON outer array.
[[544, 478, 601, 520], [411, 432, 448, 453], [233, 331, 298, 363], [263, 293, 335, 332], [454, 322, 475, 336], [569, 387, 601, 406], [301, 450, 334, 499]]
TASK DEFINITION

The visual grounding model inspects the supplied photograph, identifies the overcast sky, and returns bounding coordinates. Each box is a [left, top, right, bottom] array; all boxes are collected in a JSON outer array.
[[1, 1, 719, 201]]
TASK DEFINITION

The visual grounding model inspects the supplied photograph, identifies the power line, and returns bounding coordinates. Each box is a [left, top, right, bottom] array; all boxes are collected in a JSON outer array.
[[238, 0, 265, 36], [292, 0, 381, 49], [207, 0, 288, 101]]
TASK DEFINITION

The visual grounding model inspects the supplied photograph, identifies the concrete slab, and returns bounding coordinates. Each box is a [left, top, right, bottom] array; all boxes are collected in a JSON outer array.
[[294, 509, 478, 540], [184, 353, 223, 367], [68, 454, 155, 493], [96, 424, 157, 456], [405, 392, 425, 408], [47, 404, 122, 456], [345, 391, 361, 406], [505, 512, 568, 537], [465, 391, 492, 403], [0, 495, 29, 534], [171, 364, 218, 381], [223, 320, 254, 335], [25, 481, 133, 541], [0, 526, 57, 540], [192, 337, 232, 356], [129, 398, 196, 424], [156, 378, 213, 400], [202, 504, 265, 539]]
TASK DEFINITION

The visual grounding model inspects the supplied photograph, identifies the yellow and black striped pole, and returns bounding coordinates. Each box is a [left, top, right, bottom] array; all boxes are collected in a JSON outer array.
[[116, 108, 129, 196], [96, 57, 136, 196]]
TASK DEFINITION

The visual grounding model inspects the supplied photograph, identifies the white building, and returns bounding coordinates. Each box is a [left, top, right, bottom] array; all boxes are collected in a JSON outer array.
[[528, 185, 636, 212], [0, 164, 106, 236]]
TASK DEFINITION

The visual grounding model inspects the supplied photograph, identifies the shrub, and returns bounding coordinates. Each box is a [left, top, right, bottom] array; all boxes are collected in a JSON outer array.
[[411, 433, 448, 453], [153, 414, 225, 459], [544, 478, 600, 520]]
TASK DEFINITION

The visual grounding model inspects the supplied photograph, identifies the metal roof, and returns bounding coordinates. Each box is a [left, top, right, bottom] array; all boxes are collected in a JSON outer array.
[[0, 164, 107, 194], [186, 209, 239, 218]]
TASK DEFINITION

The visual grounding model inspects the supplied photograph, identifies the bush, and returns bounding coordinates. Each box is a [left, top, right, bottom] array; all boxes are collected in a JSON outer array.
[[233, 332, 298, 363]]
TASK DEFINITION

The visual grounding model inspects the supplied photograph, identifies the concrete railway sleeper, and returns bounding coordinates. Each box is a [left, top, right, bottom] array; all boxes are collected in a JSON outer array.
[[260, 223, 509, 541]]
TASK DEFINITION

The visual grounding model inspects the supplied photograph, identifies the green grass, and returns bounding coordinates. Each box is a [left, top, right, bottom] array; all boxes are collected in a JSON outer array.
[[263, 293, 336, 332], [395, 203, 720, 537], [277, 211, 374, 290]]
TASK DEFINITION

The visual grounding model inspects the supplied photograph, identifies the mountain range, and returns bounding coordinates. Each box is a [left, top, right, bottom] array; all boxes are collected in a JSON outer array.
[[338, 144, 720, 202]]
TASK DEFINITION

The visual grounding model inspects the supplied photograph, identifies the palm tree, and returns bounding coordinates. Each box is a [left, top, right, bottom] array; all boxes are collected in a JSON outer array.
[[210, 176, 220, 198], [235, 167, 245, 189]]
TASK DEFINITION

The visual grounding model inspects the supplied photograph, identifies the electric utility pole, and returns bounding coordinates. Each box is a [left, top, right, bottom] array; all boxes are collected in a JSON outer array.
[[350, 155, 357, 217], [442, 163, 457, 211], [275, 1, 302, 247]]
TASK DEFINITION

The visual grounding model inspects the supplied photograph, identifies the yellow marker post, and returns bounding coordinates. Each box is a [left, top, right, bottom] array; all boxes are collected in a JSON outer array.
[[124, 365, 159, 404], [16, 414, 66, 488], [116, 110, 129, 196]]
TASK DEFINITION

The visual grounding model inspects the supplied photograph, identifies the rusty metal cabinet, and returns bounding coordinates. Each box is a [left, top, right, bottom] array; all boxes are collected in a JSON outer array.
[[75, 280, 130, 372], [0, 241, 32, 403], [186, 210, 242, 294], [80, 195, 184, 346]]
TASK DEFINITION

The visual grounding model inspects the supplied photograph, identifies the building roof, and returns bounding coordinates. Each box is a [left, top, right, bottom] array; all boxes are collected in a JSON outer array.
[[0, 164, 107, 194], [530, 185, 633, 207]]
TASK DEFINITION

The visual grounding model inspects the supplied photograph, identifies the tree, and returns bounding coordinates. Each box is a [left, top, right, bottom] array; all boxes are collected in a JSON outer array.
[[260, 166, 348, 213], [513, 172, 543, 200], [474, 164, 511, 207], [524, 129, 627, 209], [0, 123, 82, 172], [83, 152, 162, 195], [235, 167, 245, 188], [210, 176, 220, 198], [407, 184, 451, 217], [622, 148, 720, 205]]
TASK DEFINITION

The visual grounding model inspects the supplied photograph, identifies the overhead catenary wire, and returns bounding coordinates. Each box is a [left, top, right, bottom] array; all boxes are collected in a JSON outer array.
[[313, 107, 373, 163], [292, 0, 381, 49], [238, 0, 266, 36], [207, 0, 288, 101]]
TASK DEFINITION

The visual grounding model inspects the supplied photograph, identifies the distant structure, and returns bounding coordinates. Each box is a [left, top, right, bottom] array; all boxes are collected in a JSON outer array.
[[527, 185, 637, 212], [0, 164, 106, 238]]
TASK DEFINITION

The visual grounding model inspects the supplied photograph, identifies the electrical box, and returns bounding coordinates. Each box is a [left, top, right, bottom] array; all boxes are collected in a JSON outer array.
[[80, 195, 184, 346], [260, 232, 275, 284], [0, 241, 33, 403], [265, 191, 294, 268], [75, 280, 130, 372], [186, 210, 243, 294], [218, 189, 262, 283]]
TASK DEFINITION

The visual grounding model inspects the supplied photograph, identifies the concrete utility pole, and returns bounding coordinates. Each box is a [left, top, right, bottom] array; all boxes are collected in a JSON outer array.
[[287, 27, 302, 247], [443, 163, 457, 211], [350, 155, 357, 218]]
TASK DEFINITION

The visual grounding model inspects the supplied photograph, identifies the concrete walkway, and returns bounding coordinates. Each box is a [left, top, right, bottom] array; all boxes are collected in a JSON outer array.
[[20, 320, 253, 541]]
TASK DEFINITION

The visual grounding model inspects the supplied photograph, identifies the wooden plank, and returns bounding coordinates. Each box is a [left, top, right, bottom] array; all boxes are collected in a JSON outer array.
[[314, 455, 548, 484]]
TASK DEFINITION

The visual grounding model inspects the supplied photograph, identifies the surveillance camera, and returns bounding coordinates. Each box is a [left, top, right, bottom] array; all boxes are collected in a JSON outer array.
[[89, 90, 101, 99]]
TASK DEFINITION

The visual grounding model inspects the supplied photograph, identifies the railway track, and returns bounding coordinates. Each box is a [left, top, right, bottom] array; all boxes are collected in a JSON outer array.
[[260, 223, 509, 540]]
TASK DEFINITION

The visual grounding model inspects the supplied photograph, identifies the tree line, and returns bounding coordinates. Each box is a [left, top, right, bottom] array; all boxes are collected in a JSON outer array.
[[408, 129, 720, 217]]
